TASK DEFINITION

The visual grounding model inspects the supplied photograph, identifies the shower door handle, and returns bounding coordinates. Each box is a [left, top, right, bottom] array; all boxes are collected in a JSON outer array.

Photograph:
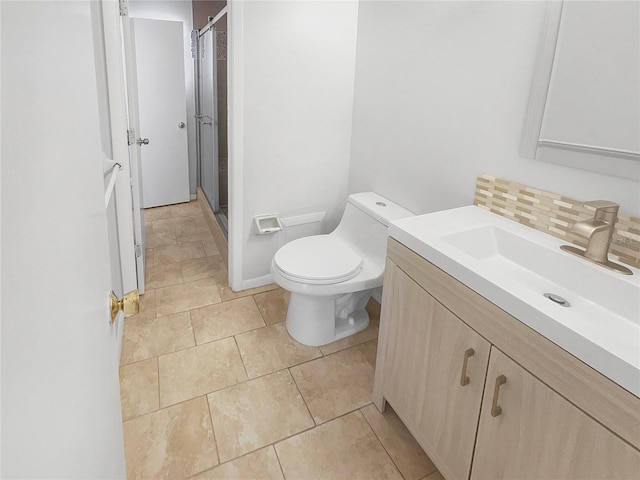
[[195, 115, 213, 126]]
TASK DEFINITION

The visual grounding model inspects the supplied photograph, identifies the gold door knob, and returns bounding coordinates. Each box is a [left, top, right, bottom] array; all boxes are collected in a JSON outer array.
[[109, 289, 139, 323]]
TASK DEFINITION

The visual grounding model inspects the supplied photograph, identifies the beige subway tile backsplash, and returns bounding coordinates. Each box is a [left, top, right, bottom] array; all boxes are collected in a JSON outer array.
[[474, 174, 640, 269]]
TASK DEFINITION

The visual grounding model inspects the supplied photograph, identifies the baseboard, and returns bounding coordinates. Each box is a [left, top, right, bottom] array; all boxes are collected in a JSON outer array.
[[241, 274, 274, 291]]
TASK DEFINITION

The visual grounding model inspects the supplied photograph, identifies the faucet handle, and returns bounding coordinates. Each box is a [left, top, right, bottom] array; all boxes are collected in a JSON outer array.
[[584, 200, 619, 223]]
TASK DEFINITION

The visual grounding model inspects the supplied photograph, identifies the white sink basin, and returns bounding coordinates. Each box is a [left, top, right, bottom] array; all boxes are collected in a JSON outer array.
[[389, 206, 640, 396]]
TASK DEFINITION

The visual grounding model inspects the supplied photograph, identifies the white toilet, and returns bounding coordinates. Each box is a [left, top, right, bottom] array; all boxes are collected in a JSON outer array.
[[270, 192, 414, 346]]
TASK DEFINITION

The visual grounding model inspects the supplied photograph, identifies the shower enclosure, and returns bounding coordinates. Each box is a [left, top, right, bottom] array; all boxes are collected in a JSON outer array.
[[195, 9, 228, 235]]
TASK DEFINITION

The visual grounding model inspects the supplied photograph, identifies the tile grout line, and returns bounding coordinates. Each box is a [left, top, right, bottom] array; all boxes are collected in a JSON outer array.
[[271, 444, 288, 480], [249, 294, 265, 324], [122, 393, 207, 424], [236, 335, 378, 384], [121, 312, 268, 369], [233, 335, 251, 381], [154, 276, 224, 318], [187, 310, 197, 349], [360, 406, 416, 480], [206, 370, 319, 465], [204, 394, 221, 468], [288, 367, 318, 427], [155, 356, 160, 417], [156, 338, 248, 409], [217, 408, 382, 472], [188, 305, 270, 346], [185, 445, 286, 480]]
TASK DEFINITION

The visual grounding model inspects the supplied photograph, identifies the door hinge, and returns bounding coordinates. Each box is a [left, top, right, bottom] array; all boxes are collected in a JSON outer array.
[[127, 129, 135, 146], [135, 244, 142, 258], [119, 0, 129, 16]]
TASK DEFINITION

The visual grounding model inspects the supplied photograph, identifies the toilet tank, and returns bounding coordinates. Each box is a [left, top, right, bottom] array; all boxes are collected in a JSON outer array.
[[333, 192, 414, 264]]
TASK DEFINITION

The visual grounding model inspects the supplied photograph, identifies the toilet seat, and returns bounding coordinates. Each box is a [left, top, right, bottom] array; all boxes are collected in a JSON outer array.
[[273, 235, 363, 285]]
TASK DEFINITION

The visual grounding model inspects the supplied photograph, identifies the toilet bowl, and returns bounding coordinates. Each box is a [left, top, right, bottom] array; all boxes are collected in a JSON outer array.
[[270, 192, 414, 346]]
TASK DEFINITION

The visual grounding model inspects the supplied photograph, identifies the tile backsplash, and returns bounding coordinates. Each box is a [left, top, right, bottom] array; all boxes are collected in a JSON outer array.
[[474, 174, 640, 269]]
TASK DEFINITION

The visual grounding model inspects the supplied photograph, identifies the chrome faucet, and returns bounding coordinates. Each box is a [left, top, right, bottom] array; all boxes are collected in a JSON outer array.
[[561, 200, 632, 275]]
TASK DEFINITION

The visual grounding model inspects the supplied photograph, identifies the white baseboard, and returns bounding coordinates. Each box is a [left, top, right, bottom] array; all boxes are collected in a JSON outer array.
[[190, 193, 197, 200], [240, 274, 274, 291]]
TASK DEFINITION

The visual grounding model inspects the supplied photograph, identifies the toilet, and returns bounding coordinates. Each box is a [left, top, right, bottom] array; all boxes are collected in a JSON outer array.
[[270, 192, 414, 346]]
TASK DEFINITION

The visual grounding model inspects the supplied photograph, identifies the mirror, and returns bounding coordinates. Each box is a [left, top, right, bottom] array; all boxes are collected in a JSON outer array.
[[521, 1, 640, 180]]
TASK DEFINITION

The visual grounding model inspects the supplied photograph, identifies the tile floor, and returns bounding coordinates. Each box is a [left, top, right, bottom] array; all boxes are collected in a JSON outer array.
[[120, 200, 443, 479]]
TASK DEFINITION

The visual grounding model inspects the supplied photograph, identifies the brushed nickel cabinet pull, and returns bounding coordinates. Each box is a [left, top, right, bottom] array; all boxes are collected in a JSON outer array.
[[491, 374, 507, 417], [459, 348, 475, 386]]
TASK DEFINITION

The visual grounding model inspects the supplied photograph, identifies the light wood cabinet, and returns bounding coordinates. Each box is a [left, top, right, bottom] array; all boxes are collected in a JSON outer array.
[[374, 239, 640, 480], [382, 268, 490, 480], [472, 348, 640, 479]]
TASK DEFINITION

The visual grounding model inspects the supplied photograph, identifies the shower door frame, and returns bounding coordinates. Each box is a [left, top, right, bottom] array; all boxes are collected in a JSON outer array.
[[195, 7, 227, 219]]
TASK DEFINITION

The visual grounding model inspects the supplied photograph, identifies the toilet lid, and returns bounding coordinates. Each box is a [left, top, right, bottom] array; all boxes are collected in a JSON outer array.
[[274, 235, 363, 285]]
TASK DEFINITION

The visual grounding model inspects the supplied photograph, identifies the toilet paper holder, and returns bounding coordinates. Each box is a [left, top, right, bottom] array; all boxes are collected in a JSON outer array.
[[253, 215, 282, 235]]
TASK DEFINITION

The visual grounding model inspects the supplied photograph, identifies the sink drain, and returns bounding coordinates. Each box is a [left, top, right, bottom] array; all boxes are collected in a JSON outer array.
[[544, 293, 570, 307]]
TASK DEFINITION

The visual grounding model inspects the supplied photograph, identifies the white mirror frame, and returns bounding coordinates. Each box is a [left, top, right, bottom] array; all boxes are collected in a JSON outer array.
[[520, 1, 640, 181]]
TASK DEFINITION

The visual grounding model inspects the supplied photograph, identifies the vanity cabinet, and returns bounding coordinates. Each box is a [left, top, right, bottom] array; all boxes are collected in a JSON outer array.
[[472, 348, 640, 479], [382, 268, 490, 480], [374, 238, 640, 480]]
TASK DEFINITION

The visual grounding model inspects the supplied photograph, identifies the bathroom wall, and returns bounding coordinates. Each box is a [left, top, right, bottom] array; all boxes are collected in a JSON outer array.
[[129, 0, 197, 197], [231, 0, 359, 288], [348, 1, 640, 217]]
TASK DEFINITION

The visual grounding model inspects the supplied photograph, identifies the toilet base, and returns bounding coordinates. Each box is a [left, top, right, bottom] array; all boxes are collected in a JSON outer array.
[[285, 290, 372, 346]]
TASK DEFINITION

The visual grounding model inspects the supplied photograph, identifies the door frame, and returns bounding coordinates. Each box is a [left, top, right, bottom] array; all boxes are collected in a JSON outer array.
[[99, 0, 140, 295], [228, 0, 244, 291], [121, 12, 146, 294]]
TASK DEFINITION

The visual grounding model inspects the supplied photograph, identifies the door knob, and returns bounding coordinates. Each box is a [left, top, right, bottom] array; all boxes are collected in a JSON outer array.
[[178, 122, 185, 128], [109, 289, 139, 323], [137, 138, 149, 145]]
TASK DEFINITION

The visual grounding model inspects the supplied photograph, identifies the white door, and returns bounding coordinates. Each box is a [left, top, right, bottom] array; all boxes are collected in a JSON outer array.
[[122, 15, 146, 294], [132, 17, 190, 208], [1, 0, 126, 477]]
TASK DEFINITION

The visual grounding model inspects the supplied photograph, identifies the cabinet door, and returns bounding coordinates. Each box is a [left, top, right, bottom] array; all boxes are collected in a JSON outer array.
[[473, 348, 640, 479], [383, 268, 491, 480]]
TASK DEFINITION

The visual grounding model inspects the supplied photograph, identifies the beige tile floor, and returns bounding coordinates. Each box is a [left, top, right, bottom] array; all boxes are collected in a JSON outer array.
[[120, 200, 443, 480]]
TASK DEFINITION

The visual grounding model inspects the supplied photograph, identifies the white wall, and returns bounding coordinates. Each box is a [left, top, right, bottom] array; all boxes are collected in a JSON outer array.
[[129, 0, 197, 197], [348, 1, 640, 217], [231, 0, 359, 288]]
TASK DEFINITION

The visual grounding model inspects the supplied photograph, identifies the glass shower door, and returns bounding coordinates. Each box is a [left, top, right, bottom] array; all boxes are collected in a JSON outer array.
[[198, 28, 218, 212]]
